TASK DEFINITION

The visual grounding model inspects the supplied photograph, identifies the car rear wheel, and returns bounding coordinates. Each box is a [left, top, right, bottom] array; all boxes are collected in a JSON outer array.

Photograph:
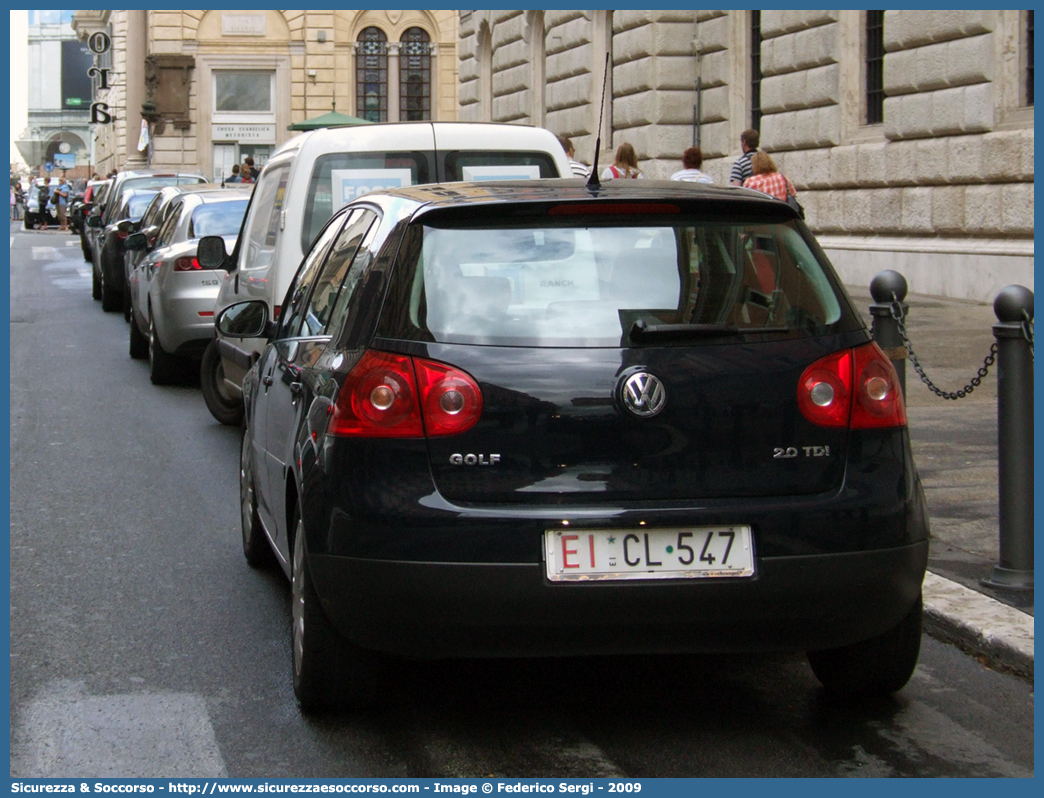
[[240, 428, 274, 567], [148, 313, 180, 385], [122, 285, 132, 322], [91, 266, 101, 301], [291, 511, 379, 712], [201, 339, 244, 426], [129, 312, 148, 359], [100, 265, 121, 312], [81, 233, 92, 262], [807, 594, 923, 697]]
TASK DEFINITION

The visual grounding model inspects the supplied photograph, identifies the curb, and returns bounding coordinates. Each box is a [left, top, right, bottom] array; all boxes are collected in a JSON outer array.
[[923, 571, 1034, 679]]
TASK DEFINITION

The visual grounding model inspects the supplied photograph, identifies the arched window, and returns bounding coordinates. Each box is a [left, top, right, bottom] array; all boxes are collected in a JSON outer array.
[[400, 27, 432, 122], [357, 27, 388, 123]]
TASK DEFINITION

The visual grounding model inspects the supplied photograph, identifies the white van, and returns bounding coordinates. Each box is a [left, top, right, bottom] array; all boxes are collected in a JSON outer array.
[[201, 122, 572, 424]]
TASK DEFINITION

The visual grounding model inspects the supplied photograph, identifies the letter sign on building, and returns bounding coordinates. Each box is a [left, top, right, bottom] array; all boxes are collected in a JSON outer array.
[[87, 30, 115, 125]]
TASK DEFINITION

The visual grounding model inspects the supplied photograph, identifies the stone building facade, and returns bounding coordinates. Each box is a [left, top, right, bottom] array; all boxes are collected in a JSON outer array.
[[15, 11, 94, 181], [458, 10, 1034, 301], [71, 10, 458, 183]]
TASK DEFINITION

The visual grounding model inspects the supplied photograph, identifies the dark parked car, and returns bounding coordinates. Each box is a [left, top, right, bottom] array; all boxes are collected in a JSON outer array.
[[87, 170, 207, 311], [90, 188, 160, 312], [210, 180, 929, 711]]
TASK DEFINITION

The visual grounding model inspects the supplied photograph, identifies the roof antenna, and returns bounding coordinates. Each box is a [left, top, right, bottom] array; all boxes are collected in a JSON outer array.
[[586, 53, 611, 189]]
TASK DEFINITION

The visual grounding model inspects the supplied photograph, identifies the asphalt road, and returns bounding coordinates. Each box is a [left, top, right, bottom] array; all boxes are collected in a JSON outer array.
[[8, 226, 1034, 778]]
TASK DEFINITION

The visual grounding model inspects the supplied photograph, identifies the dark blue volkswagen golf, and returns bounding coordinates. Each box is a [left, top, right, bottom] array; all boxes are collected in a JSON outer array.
[[207, 180, 929, 711]]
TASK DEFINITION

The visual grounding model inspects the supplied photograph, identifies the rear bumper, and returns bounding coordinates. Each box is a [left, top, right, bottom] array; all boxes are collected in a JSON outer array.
[[309, 541, 928, 658]]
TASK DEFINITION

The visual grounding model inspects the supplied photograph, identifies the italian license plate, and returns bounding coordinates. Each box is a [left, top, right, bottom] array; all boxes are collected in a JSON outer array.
[[544, 526, 754, 582]]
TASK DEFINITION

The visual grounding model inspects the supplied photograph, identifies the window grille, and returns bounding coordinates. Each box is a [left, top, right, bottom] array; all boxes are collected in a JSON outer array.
[[1028, 11, 1034, 105], [400, 28, 432, 122], [866, 11, 885, 125], [750, 11, 762, 132], [357, 27, 388, 123]]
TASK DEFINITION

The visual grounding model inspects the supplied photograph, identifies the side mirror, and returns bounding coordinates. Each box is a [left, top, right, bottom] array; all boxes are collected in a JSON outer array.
[[197, 235, 228, 270], [216, 300, 271, 339], [125, 232, 147, 251], [86, 215, 103, 229]]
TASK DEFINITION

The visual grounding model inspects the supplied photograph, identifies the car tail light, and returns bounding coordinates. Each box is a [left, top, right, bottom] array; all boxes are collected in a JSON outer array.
[[798, 342, 906, 429], [328, 351, 482, 438], [174, 257, 201, 271]]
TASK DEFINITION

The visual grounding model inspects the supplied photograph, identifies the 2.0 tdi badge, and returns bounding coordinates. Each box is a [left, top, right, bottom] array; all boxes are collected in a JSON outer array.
[[619, 371, 666, 418]]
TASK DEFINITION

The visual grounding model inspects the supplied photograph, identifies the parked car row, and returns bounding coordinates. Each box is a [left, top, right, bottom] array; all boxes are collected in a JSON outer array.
[[85, 123, 930, 713]]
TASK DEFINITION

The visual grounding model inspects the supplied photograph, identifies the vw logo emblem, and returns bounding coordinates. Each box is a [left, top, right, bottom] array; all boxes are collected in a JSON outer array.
[[620, 371, 666, 417]]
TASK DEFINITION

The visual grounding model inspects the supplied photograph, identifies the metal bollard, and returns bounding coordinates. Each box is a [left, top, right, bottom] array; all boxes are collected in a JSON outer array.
[[982, 285, 1034, 592], [869, 270, 908, 397]]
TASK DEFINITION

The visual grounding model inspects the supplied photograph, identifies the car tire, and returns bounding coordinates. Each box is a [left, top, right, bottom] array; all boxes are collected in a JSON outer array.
[[23, 213, 34, 230], [807, 594, 923, 697], [91, 267, 101, 301], [201, 339, 245, 427], [148, 313, 180, 385], [100, 267, 121, 312], [129, 312, 148, 359], [291, 511, 379, 712], [240, 427, 275, 568], [122, 284, 132, 322], [81, 235, 92, 262]]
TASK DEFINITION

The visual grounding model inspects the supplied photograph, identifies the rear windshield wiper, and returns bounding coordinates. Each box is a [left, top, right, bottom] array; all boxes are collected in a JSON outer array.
[[628, 319, 790, 342]]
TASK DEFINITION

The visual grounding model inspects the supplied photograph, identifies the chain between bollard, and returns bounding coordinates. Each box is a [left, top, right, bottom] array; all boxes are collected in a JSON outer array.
[[888, 292, 998, 401]]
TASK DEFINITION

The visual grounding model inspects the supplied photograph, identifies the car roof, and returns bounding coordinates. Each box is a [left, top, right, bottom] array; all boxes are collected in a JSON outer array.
[[350, 178, 794, 216], [274, 121, 567, 161]]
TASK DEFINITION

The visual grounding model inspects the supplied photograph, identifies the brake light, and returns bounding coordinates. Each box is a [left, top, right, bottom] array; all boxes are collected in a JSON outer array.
[[798, 342, 906, 429], [328, 351, 482, 438], [174, 257, 201, 271]]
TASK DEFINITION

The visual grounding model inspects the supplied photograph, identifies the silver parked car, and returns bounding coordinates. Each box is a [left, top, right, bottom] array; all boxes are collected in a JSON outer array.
[[125, 187, 251, 385]]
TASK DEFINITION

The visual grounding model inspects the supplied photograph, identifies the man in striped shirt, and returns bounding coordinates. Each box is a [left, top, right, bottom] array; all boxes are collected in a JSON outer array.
[[729, 129, 760, 186], [559, 136, 591, 178]]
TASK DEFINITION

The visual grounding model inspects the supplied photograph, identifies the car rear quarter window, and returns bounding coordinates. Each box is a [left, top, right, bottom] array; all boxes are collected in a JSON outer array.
[[384, 216, 855, 347], [300, 152, 431, 252]]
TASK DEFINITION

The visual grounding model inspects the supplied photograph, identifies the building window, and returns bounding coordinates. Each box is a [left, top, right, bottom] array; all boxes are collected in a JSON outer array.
[[866, 11, 885, 124], [357, 27, 388, 123], [214, 72, 273, 113], [400, 28, 431, 122], [1027, 10, 1034, 106], [750, 11, 762, 132]]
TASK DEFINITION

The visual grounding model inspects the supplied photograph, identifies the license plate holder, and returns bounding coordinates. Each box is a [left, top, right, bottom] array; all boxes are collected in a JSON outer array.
[[544, 525, 754, 582]]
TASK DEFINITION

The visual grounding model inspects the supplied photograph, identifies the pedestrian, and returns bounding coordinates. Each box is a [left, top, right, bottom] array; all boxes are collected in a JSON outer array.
[[742, 152, 797, 203], [600, 143, 644, 180], [729, 128, 760, 186], [244, 156, 259, 180], [55, 178, 70, 231], [558, 135, 590, 178], [225, 164, 241, 184], [238, 163, 255, 185], [10, 186, 19, 220], [670, 146, 714, 184]]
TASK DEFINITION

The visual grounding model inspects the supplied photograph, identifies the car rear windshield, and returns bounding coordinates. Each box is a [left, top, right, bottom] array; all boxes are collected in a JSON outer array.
[[384, 216, 858, 347], [189, 199, 250, 238], [302, 152, 432, 251], [441, 151, 560, 182]]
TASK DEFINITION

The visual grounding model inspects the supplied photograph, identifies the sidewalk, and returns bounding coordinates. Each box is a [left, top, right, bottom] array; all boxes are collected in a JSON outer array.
[[847, 284, 1034, 679]]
